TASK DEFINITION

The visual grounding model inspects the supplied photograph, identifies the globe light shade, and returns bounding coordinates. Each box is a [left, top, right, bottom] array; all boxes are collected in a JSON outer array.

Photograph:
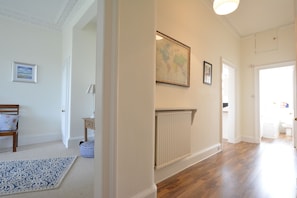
[[213, 0, 240, 15]]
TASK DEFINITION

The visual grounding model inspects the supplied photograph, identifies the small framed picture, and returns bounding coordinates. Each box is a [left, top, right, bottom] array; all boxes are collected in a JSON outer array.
[[203, 61, 212, 85], [12, 61, 37, 83]]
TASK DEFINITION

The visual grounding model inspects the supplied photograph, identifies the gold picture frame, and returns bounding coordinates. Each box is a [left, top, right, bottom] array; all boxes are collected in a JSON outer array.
[[156, 31, 191, 87]]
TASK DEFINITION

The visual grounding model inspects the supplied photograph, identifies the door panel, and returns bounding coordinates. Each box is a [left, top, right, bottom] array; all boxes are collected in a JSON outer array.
[[61, 56, 71, 147]]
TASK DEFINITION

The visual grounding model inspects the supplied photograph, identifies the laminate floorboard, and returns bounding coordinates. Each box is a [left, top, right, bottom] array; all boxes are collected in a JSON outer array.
[[157, 134, 297, 198]]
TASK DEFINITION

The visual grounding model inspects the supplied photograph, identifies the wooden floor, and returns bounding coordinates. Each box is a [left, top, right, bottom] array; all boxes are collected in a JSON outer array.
[[157, 134, 297, 198]]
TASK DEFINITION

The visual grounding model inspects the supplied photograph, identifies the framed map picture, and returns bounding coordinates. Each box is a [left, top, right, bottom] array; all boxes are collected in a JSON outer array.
[[156, 31, 191, 87]]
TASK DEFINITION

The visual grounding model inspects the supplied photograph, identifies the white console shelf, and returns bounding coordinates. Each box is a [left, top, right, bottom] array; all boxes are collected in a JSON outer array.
[[155, 108, 197, 123]]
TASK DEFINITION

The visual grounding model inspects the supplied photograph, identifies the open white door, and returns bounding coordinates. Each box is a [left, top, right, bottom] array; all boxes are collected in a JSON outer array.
[[61, 56, 71, 148]]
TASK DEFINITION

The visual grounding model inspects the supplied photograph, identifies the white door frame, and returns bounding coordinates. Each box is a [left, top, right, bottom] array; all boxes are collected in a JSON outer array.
[[254, 61, 296, 145], [292, 61, 297, 148], [221, 58, 237, 143]]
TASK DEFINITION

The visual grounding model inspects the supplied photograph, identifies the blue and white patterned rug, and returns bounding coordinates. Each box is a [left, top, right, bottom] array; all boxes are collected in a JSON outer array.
[[0, 156, 77, 196]]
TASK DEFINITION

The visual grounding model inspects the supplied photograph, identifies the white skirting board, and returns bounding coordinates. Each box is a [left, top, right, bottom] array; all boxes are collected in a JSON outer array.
[[67, 134, 95, 148], [130, 184, 157, 198], [0, 133, 61, 150], [0, 133, 94, 150], [154, 143, 222, 183]]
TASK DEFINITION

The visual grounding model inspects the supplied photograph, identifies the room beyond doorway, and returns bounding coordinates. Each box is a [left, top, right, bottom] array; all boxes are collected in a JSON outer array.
[[222, 61, 236, 143], [257, 63, 295, 145]]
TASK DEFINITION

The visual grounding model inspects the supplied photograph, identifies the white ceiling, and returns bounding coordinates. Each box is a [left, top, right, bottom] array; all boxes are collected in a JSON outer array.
[[202, 0, 295, 37], [0, 0, 79, 31], [0, 0, 295, 36], [222, 0, 295, 37]]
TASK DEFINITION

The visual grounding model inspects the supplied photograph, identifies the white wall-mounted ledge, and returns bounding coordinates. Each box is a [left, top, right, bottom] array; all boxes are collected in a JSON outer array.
[[155, 108, 197, 124], [155, 107, 196, 112]]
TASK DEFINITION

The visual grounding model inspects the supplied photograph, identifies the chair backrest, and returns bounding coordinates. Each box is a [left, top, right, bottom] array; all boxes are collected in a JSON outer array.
[[0, 104, 20, 130], [0, 105, 19, 115]]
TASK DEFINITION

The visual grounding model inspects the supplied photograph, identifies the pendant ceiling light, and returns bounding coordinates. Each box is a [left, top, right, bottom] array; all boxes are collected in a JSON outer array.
[[213, 0, 240, 15]]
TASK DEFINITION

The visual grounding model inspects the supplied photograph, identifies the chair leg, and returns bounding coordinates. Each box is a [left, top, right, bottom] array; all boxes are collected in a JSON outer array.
[[13, 133, 16, 152], [16, 132, 18, 147]]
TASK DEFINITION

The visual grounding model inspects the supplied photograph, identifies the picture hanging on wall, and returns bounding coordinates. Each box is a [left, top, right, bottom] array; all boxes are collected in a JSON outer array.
[[156, 31, 191, 87], [12, 61, 37, 83], [203, 61, 212, 85]]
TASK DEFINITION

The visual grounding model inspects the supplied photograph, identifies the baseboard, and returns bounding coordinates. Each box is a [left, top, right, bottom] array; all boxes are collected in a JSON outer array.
[[241, 135, 259, 143], [67, 137, 83, 148], [227, 137, 241, 144], [0, 132, 96, 153], [67, 134, 95, 148], [154, 143, 222, 183], [0, 133, 61, 150], [130, 184, 157, 198]]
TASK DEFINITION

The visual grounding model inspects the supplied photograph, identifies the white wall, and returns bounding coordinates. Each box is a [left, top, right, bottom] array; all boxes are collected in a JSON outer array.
[[0, 0, 97, 150], [240, 24, 296, 142], [94, 0, 156, 197], [0, 17, 62, 148], [117, 1, 156, 197], [155, 0, 241, 182]]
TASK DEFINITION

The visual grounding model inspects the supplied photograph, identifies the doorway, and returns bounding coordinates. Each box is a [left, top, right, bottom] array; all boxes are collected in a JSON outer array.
[[255, 62, 295, 145], [222, 61, 236, 143]]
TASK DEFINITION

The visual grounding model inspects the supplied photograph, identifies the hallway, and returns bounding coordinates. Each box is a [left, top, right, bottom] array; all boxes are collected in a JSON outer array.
[[157, 135, 297, 198]]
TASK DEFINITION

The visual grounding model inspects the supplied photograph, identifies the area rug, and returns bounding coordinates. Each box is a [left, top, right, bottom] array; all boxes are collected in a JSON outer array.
[[0, 156, 77, 196]]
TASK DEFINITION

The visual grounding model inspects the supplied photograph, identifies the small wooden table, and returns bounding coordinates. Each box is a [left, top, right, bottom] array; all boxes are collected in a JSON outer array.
[[82, 118, 95, 142]]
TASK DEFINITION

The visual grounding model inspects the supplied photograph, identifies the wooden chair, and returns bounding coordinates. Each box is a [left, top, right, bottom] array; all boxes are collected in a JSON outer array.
[[0, 104, 19, 152]]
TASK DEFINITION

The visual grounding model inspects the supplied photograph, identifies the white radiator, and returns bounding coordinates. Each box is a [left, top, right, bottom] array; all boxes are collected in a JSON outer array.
[[155, 111, 192, 169]]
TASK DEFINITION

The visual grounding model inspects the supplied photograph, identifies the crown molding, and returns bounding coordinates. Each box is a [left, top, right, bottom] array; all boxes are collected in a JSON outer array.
[[0, 0, 78, 32]]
